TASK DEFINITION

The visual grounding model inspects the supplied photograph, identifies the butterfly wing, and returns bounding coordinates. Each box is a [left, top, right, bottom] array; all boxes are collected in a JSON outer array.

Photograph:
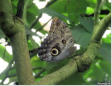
[[37, 17, 76, 62]]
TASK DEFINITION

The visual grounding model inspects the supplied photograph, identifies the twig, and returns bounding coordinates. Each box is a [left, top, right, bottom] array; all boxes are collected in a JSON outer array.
[[23, 0, 31, 24], [28, 13, 42, 29], [26, 18, 51, 43], [36, 18, 52, 31], [0, 59, 14, 84], [7, 74, 16, 78], [45, 0, 57, 8], [94, 0, 106, 25], [28, 0, 57, 30], [16, 0, 25, 18]]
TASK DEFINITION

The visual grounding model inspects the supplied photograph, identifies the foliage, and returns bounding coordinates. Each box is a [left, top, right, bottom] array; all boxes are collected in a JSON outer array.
[[0, 0, 111, 85]]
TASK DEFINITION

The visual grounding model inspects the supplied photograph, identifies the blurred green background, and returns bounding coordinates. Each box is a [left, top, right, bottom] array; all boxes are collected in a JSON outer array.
[[0, 0, 111, 85]]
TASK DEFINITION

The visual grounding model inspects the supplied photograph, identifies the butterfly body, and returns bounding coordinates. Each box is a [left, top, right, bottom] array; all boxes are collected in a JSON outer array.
[[37, 17, 76, 62]]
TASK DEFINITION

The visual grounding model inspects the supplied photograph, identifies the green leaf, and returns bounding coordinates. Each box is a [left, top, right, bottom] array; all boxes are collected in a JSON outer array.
[[26, 2, 42, 29], [48, 0, 87, 23], [102, 1, 111, 10], [98, 42, 111, 62], [8, 68, 16, 78], [31, 56, 47, 68], [27, 4, 39, 16], [48, 0, 67, 14], [71, 16, 94, 47], [41, 8, 68, 20], [86, 7, 94, 14], [0, 29, 5, 38], [86, 0, 97, 8], [59, 72, 86, 85], [28, 37, 39, 50], [79, 17, 94, 33], [66, 0, 87, 23], [11, 0, 18, 15], [26, 3, 41, 28], [100, 61, 111, 74], [71, 25, 91, 47], [26, 12, 41, 29], [83, 60, 111, 84], [0, 45, 12, 62]]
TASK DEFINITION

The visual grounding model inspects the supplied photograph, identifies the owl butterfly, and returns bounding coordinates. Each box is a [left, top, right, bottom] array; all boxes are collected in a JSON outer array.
[[37, 17, 76, 62]]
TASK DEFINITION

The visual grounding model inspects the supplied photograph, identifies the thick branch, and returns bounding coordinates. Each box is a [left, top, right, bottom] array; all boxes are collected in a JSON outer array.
[[37, 59, 77, 85], [0, 0, 15, 36], [16, 0, 25, 18], [10, 19, 35, 85], [0, 0, 35, 84], [91, 13, 111, 42]]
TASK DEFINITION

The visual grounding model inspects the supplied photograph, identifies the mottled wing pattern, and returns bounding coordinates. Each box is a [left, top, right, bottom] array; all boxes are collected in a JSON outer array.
[[37, 17, 76, 62]]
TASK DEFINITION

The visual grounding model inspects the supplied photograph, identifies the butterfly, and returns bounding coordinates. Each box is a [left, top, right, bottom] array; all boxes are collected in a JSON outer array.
[[37, 17, 76, 62]]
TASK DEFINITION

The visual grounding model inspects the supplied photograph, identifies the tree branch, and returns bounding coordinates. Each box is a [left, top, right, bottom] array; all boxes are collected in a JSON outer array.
[[0, 0, 15, 36], [94, 0, 106, 25], [10, 19, 35, 84], [16, 0, 25, 18], [22, 0, 31, 24], [37, 59, 78, 85], [94, 0, 102, 25]]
